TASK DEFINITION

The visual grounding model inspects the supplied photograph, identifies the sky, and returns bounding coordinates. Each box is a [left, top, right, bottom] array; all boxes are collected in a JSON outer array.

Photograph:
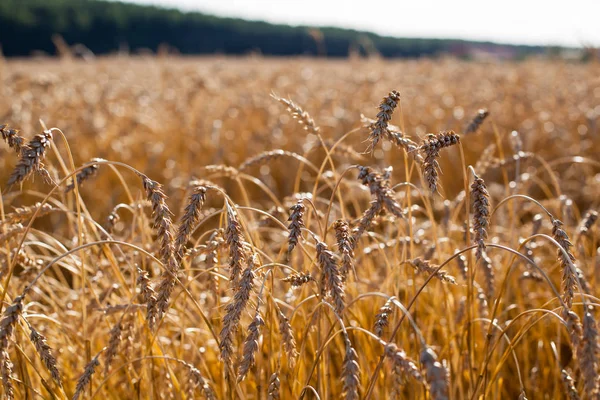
[[115, 0, 600, 47]]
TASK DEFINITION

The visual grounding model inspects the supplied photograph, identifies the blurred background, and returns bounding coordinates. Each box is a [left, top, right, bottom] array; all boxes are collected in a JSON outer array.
[[1, 0, 599, 60]]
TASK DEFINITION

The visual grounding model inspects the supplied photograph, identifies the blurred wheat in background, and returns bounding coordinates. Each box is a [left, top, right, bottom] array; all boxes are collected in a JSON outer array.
[[0, 55, 599, 399]]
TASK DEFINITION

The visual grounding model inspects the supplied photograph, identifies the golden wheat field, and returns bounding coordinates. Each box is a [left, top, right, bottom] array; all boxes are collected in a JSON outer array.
[[0, 55, 599, 400]]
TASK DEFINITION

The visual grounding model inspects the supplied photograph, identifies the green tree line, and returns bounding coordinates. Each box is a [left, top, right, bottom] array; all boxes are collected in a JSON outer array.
[[0, 0, 546, 58]]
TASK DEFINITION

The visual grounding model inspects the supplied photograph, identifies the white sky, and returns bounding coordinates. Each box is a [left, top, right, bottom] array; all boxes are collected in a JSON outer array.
[[116, 0, 600, 47]]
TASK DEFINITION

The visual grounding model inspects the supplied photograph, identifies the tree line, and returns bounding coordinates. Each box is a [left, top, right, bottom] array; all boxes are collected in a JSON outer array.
[[0, 0, 547, 58]]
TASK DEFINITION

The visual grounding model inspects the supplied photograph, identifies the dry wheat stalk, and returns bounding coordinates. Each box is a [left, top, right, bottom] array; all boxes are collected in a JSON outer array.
[[287, 200, 305, 257], [361, 113, 422, 161], [552, 218, 577, 309], [0, 124, 25, 154], [275, 306, 298, 368], [272, 94, 319, 134], [65, 159, 101, 193], [419, 131, 460, 194], [407, 258, 457, 285], [103, 320, 122, 376], [366, 90, 400, 152], [219, 254, 256, 373], [140, 175, 174, 266], [471, 171, 490, 260], [384, 342, 424, 384], [0, 349, 14, 400], [357, 166, 404, 218], [389, 131, 424, 163], [136, 267, 157, 328], [578, 210, 598, 237], [352, 200, 382, 247], [361, 114, 401, 135], [334, 219, 354, 281], [390, 364, 406, 400], [29, 326, 62, 387], [374, 298, 394, 338], [239, 149, 307, 171], [185, 362, 216, 400], [1, 202, 54, 226], [480, 252, 495, 300], [12, 250, 43, 281], [341, 335, 360, 400], [580, 311, 599, 398], [564, 310, 583, 354], [282, 272, 313, 287], [72, 354, 100, 400], [139, 175, 181, 324], [420, 347, 449, 400], [7, 129, 53, 187], [561, 369, 581, 400], [0, 223, 25, 245], [203, 230, 224, 296], [174, 185, 207, 260], [203, 164, 239, 178], [316, 240, 345, 314], [238, 312, 264, 382], [562, 310, 597, 397], [0, 296, 24, 350], [267, 372, 280, 400], [226, 203, 247, 287], [464, 109, 489, 134]]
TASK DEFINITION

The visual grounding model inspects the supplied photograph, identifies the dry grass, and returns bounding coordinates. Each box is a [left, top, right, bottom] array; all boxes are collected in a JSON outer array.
[[0, 55, 599, 399]]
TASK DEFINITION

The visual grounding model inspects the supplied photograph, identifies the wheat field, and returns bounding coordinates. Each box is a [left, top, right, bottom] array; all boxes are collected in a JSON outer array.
[[0, 56, 599, 399]]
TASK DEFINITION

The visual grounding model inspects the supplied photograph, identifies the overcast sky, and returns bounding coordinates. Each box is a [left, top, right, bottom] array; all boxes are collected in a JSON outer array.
[[116, 0, 600, 47]]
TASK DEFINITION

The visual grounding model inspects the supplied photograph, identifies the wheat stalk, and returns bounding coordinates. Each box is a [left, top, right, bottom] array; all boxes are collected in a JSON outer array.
[[72, 354, 100, 400], [103, 320, 122, 376], [226, 202, 247, 287], [384, 342, 424, 384], [418, 131, 460, 195], [341, 335, 360, 400], [7, 129, 54, 187], [237, 312, 264, 382], [316, 240, 345, 314], [334, 219, 355, 281], [0, 349, 14, 400], [374, 298, 393, 338], [174, 184, 207, 260], [29, 326, 62, 387], [0, 124, 25, 154], [287, 200, 305, 258], [406, 258, 457, 285], [65, 158, 101, 193], [275, 305, 298, 368], [267, 372, 280, 399], [464, 109, 489, 134], [366, 90, 400, 152], [561, 369, 581, 400], [282, 272, 313, 287], [271, 94, 319, 134], [420, 347, 449, 400], [219, 254, 256, 374], [552, 218, 577, 309], [1, 202, 54, 226]]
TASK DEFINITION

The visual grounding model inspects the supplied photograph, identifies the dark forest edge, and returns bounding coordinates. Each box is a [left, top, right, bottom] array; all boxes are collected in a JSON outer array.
[[0, 0, 585, 59]]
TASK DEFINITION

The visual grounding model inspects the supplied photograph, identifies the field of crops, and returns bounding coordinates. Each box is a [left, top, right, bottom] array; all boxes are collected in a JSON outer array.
[[0, 56, 599, 399]]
